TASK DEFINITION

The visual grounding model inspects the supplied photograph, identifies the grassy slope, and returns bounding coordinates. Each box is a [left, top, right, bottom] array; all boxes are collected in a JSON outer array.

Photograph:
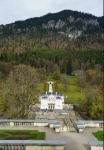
[[93, 131, 104, 141], [37, 76, 84, 103], [58, 77, 84, 103]]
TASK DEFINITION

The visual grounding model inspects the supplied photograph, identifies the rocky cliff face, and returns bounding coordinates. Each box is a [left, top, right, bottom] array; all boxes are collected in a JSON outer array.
[[42, 19, 67, 29], [41, 17, 99, 38], [42, 17, 99, 29], [0, 9, 102, 39]]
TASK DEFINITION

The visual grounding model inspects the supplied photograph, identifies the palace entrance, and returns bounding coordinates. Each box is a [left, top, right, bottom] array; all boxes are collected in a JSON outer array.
[[48, 104, 55, 110]]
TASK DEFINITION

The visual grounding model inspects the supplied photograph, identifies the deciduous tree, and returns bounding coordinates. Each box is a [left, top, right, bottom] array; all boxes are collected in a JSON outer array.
[[0, 64, 39, 119]]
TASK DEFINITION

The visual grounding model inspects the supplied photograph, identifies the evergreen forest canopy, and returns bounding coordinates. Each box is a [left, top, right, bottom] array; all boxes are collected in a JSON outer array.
[[0, 49, 103, 75]]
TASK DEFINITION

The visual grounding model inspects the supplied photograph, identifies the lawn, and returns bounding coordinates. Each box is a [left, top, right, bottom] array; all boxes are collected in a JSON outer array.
[[93, 130, 104, 141], [37, 76, 84, 103], [54, 76, 84, 103], [0, 130, 45, 140], [58, 83, 84, 102]]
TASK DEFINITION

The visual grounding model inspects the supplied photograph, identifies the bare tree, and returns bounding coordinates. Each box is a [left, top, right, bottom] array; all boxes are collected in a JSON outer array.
[[60, 74, 69, 92], [76, 70, 86, 92], [2, 64, 39, 119]]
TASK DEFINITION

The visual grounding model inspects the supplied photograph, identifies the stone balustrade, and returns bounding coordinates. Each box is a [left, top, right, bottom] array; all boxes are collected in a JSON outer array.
[[0, 140, 66, 150]]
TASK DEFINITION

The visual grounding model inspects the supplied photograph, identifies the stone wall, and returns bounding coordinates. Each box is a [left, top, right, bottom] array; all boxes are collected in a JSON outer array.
[[26, 145, 64, 150], [91, 146, 103, 150], [0, 145, 65, 150]]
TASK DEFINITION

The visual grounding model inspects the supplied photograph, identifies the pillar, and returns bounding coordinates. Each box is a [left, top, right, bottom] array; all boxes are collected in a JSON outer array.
[[10, 122, 14, 127]]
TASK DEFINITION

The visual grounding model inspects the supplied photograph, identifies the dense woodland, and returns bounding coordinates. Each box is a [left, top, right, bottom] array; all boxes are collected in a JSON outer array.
[[0, 50, 103, 120], [0, 50, 103, 74], [0, 10, 103, 120]]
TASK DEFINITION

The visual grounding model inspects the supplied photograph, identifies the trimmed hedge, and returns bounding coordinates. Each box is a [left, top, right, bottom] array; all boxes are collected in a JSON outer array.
[[0, 130, 45, 140]]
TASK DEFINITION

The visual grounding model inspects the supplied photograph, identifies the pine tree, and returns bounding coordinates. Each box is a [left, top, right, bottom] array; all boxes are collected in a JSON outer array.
[[67, 58, 73, 75]]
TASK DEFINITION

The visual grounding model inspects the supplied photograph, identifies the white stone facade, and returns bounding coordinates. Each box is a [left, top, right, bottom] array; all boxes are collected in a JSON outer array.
[[40, 82, 64, 110], [40, 92, 64, 110]]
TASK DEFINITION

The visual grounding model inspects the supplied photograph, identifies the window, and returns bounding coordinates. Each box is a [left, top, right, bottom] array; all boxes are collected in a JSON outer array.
[[99, 123, 104, 127]]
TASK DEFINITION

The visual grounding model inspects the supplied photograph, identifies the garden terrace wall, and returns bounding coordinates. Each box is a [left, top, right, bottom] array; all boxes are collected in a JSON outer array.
[[0, 140, 66, 150]]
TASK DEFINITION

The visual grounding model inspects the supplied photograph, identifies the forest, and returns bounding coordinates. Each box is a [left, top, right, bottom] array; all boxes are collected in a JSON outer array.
[[0, 49, 103, 74], [0, 49, 103, 120]]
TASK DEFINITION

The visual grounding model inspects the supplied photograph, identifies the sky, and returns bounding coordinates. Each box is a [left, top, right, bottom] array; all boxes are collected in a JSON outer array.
[[0, 0, 103, 25]]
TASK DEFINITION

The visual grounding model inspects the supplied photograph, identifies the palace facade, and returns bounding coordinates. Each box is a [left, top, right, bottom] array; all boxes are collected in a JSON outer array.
[[40, 82, 64, 110]]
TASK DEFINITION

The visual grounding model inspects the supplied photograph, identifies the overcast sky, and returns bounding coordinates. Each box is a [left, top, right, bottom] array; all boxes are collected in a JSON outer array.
[[0, 0, 103, 25]]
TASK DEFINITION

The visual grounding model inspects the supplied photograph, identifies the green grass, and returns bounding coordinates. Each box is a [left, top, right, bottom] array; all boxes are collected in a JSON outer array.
[[68, 76, 78, 85], [58, 84, 84, 102], [37, 83, 44, 92], [93, 131, 104, 141], [0, 130, 45, 140], [57, 76, 84, 103], [37, 76, 84, 103]]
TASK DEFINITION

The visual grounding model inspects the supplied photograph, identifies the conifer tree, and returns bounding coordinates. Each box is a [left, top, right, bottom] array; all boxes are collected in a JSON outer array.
[[67, 58, 73, 75]]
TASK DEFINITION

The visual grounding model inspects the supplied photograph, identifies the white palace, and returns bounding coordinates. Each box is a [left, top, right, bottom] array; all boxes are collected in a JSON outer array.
[[40, 81, 64, 110]]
